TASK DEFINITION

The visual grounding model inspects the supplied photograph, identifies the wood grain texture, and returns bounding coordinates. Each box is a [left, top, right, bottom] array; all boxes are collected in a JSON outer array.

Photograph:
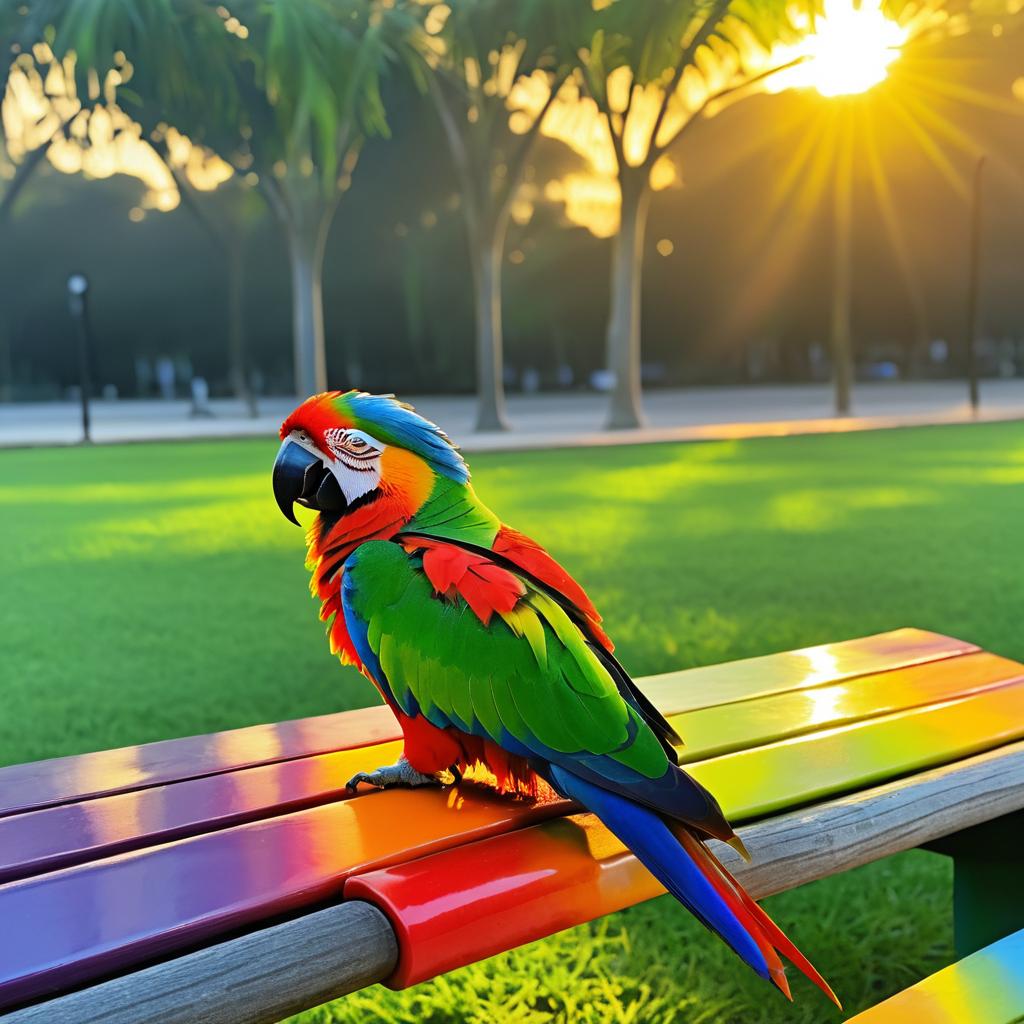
[[723, 739, 1024, 898], [0, 901, 397, 1024]]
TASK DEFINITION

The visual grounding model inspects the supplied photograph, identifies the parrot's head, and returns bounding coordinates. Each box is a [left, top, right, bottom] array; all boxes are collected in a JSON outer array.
[[273, 390, 469, 528]]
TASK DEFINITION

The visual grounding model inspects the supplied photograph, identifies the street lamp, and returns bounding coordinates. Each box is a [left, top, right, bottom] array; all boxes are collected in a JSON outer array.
[[965, 156, 985, 415], [67, 273, 93, 443]]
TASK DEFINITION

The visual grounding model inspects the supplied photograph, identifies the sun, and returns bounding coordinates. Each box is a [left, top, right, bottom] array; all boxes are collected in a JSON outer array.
[[770, 0, 910, 98]]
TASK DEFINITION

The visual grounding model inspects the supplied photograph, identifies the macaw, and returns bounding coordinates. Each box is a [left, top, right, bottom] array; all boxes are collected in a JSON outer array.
[[273, 390, 838, 1006]]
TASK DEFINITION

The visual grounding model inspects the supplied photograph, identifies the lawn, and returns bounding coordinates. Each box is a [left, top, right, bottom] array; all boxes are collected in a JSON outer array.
[[3, 420, 1023, 1022]]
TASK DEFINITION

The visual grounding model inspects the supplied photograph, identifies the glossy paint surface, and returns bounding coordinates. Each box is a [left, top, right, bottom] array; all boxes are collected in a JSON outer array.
[[0, 782, 565, 1008], [1, 646, 1008, 889], [668, 651, 1022, 763], [0, 628, 965, 821], [346, 813, 660, 988], [846, 928, 1024, 1022], [349, 676, 1024, 988], [0, 705, 398, 818], [641, 627, 977, 714], [0, 628, 1018, 1009]]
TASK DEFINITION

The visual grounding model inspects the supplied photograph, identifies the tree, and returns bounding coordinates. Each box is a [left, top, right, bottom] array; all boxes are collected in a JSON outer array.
[[568, 0, 804, 428], [155, 150, 263, 415], [421, 0, 588, 431], [18, 0, 424, 397]]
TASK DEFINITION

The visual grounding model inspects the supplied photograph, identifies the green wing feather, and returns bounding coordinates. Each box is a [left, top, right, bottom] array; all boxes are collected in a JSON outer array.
[[344, 540, 669, 780]]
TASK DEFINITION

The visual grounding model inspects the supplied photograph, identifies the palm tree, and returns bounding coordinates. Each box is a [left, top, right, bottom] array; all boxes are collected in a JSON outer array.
[[575, 0, 804, 428], [17, 0, 423, 398], [421, 0, 589, 431]]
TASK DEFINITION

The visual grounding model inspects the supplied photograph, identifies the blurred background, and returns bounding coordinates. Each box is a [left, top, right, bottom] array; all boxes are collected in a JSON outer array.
[[0, 0, 1021, 430]]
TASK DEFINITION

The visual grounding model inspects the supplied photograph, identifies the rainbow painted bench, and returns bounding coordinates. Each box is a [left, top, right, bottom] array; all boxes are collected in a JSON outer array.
[[1, 628, 1022, 1024]]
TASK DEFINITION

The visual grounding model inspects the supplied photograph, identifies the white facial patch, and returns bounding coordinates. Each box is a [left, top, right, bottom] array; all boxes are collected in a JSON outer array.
[[288, 427, 385, 505]]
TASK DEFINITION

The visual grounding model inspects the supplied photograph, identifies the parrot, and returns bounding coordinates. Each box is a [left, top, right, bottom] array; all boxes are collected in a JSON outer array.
[[272, 390, 839, 1007]]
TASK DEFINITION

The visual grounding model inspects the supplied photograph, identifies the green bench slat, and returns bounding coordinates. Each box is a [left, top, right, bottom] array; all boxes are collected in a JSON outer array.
[[641, 627, 977, 712]]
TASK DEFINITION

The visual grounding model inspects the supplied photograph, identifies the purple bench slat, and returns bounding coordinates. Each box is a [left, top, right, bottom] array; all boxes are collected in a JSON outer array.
[[0, 786, 562, 1011], [0, 705, 398, 819], [0, 742, 405, 884]]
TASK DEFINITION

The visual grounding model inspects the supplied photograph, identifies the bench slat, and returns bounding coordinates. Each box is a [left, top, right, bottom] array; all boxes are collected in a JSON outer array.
[[0, 706, 397, 819], [0, 650, 1013, 886], [0, 628, 973, 818], [674, 651, 1022, 763], [0, 786, 564, 1010], [640, 627, 978, 712], [10, 742, 1024, 1023], [846, 927, 1024, 1023], [3, 668, 1022, 1011]]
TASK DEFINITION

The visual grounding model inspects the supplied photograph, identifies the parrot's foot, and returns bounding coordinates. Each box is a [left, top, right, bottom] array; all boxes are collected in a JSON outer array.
[[346, 756, 442, 792]]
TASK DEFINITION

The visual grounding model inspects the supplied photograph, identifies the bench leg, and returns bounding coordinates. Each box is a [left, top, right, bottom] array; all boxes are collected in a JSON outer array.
[[924, 810, 1024, 958]]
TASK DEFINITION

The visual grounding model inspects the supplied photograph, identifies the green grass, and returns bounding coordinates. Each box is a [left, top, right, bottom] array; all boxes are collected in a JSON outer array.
[[3, 421, 1023, 1022]]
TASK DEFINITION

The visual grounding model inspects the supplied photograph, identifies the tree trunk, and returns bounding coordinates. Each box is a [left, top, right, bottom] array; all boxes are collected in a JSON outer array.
[[471, 217, 511, 432], [605, 176, 650, 430], [286, 211, 332, 398], [225, 240, 257, 417], [831, 123, 854, 416]]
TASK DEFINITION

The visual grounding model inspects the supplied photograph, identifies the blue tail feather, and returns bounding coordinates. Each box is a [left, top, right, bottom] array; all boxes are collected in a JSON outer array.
[[548, 764, 771, 982]]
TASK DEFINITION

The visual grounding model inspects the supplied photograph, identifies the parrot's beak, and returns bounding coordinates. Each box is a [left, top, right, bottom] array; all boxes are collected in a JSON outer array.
[[273, 439, 347, 525]]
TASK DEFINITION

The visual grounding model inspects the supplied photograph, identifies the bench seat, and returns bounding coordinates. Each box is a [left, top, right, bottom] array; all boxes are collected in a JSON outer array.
[[1, 628, 1022, 1023], [847, 928, 1024, 1023]]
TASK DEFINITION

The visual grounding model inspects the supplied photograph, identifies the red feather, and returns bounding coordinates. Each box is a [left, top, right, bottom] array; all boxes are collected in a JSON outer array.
[[493, 526, 614, 651], [409, 537, 526, 626]]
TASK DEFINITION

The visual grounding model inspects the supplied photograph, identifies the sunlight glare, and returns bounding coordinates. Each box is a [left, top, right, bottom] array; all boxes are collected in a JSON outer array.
[[771, 0, 909, 98]]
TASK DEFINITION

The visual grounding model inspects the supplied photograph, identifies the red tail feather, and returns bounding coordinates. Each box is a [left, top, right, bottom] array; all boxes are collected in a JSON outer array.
[[699, 841, 842, 1009]]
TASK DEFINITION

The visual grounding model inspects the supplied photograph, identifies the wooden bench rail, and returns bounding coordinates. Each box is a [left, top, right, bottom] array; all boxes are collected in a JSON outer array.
[[2, 902, 398, 1024], [7, 739, 1023, 1024]]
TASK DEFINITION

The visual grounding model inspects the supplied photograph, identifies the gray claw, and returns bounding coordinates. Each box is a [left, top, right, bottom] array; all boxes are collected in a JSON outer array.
[[346, 756, 440, 791]]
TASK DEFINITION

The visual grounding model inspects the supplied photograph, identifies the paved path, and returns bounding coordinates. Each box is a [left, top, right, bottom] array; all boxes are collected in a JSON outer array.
[[2, 381, 1023, 453]]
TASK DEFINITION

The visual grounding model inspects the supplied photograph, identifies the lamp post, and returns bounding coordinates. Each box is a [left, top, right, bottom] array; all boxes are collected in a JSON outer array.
[[965, 156, 985, 416], [67, 273, 93, 443]]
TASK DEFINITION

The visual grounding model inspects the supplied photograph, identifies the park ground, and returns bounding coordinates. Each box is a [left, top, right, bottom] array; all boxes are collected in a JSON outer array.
[[3, 421, 1024, 1022], [2, 379, 1024, 449]]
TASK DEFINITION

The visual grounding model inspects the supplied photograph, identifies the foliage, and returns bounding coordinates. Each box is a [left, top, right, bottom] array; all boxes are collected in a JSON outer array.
[[423, 0, 589, 226], [11, 0, 424, 188]]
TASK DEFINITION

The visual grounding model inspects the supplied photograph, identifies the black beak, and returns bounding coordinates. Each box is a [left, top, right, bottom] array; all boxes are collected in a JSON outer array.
[[273, 440, 348, 525]]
